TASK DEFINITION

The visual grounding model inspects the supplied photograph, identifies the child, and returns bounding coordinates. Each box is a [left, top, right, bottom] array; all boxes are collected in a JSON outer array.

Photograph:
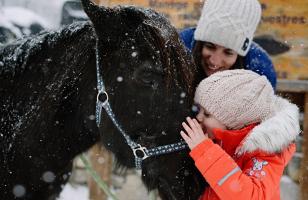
[[180, 69, 300, 200]]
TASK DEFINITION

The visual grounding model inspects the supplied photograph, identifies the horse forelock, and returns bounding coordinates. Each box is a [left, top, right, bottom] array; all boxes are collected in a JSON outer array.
[[141, 8, 197, 98], [88, 5, 196, 100], [138, 21, 196, 100]]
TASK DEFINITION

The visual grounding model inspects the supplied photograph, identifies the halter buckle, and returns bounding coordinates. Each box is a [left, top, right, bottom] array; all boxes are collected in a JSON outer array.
[[133, 145, 149, 160]]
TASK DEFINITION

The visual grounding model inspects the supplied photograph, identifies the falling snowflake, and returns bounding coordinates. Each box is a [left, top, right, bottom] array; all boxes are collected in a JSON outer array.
[[88, 115, 95, 120], [13, 185, 26, 198], [116, 76, 123, 82], [131, 52, 138, 57], [180, 92, 186, 98], [191, 105, 199, 112], [42, 171, 55, 183]]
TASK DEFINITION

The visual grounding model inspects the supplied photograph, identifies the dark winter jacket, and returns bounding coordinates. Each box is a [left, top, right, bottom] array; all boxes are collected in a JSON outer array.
[[179, 28, 277, 89]]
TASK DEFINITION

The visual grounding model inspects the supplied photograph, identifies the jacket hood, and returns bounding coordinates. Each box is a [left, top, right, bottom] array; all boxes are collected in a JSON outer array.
[[236, 97, 300, 155]]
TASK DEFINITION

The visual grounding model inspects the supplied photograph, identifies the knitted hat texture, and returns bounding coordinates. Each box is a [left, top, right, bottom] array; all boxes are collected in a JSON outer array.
[[194, 69, 276, 129], [194, 0, 262, 56]]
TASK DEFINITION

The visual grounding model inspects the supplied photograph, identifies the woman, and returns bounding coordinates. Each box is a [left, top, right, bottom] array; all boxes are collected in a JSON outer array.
[[180, 0, 277, 89]]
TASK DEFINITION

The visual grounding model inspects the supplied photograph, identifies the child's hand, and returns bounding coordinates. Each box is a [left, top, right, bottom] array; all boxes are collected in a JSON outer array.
[[180, 117, 209, 150]]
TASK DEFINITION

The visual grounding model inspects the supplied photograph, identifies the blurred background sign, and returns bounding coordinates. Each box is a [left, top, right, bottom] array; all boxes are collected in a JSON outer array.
[[257, 0, 308, 80], [95, 0, 202, 29], [96, 0, 308, 80], [1, 0, 306, 79]]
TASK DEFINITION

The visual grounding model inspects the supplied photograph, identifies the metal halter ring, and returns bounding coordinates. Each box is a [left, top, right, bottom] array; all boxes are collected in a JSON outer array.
[[133, 145, 149, 160], [96, 90, 109, 105]]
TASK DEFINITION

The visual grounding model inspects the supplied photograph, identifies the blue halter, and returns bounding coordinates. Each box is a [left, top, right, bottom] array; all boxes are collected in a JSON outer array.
[[94, 41, 188, 169]]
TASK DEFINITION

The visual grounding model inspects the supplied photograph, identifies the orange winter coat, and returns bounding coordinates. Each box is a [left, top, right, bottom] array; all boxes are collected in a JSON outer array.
[[190, 124, 296, 200]]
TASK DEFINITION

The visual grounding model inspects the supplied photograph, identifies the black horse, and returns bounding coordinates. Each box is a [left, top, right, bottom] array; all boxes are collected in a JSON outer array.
[[0, 0, 205, 199]]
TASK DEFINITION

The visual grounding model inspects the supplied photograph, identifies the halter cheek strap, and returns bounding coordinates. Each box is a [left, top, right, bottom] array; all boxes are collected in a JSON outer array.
[[94, 41, 188, 169]]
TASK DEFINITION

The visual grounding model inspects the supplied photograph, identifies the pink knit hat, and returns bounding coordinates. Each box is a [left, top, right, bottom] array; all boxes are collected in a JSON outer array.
[[194, 69, 276, 129]]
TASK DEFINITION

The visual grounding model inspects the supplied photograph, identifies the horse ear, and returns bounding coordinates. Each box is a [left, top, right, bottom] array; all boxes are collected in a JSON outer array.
[[81, 0, 146, 45], [81, 0, 111, 25], [81, 0, 124, 46], [81, 0, 145, 29]]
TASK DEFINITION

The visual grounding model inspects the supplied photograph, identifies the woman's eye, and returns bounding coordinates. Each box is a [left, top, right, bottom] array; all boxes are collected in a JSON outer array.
[[203, 42, 215, 49], [224, 50, 236, 56]]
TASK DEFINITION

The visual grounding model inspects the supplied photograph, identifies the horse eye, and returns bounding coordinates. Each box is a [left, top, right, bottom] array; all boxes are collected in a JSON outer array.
[[134, 66, 163, 88], [141, 71, 153, 84], [139, 70, 161, 87]]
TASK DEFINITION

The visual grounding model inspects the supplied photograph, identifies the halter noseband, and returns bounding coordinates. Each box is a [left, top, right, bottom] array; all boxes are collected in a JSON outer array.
[[94, 41, 188, 169]]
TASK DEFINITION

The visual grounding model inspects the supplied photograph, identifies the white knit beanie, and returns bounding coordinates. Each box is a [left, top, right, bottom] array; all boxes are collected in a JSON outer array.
[[194, 0, 262, 56], [194, 69, 277, 129]]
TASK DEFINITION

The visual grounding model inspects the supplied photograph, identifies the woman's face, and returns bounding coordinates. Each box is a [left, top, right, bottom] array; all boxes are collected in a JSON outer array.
[[201, 42, 238, 76]]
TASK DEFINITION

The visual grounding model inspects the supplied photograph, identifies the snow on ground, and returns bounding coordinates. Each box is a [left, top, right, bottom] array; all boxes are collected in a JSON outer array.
[[57, 174, 298, 200], [57, 184, 89, 200], [2, 7, 51, 29], [58, 170, 156, 200], [280, 175, 299, 200]]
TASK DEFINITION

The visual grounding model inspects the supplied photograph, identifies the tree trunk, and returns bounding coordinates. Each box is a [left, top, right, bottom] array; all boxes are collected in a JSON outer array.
[[88, 144, 113, 200]]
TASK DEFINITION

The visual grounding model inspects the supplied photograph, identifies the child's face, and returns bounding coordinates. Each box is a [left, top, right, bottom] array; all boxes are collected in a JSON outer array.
[[195, 106, 226, 138]]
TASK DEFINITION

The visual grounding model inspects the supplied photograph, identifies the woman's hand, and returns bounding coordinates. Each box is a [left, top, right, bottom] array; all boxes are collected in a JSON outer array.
[[180, 117, 209, 150]]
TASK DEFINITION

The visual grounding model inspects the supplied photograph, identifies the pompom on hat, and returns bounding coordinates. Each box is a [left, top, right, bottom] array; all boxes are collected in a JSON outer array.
[[194, 69, 277, 129], [194, 0, 262, 56]]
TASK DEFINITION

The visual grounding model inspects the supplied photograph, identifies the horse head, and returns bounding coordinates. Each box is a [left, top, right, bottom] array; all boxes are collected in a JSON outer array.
[[81, 0, 205, 199]]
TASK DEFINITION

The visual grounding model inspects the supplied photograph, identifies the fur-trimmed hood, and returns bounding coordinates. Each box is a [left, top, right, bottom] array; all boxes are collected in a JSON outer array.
[[236, 96, 300, 155]]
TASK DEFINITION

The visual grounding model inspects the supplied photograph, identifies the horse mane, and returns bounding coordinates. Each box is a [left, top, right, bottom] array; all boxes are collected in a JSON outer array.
[[0, 22, 98, 163], [0, 22, 95, 78]]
